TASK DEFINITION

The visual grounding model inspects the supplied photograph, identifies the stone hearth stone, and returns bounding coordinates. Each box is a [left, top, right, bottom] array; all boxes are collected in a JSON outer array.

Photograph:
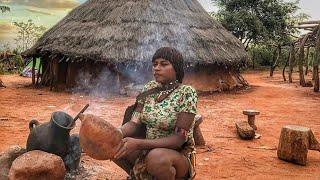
[[9, 150, 66, 180], [0, 146, 26, 180]]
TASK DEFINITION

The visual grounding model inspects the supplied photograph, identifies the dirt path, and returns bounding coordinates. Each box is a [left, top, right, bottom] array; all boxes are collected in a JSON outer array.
[[0, 71, 319, 179]]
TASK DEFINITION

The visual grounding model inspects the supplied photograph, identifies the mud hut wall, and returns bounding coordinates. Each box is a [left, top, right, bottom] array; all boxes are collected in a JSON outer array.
[[58, 61, 68, 85], [52, 59, 59, 85], [65, 61, 120, 90], [66, 61, 88, 88], [54, 59, 246, 92], [66, 61, 78, 88], [40, 56, 49, 85], [183, 64, 242, 92], [117, 65, 153, 86]]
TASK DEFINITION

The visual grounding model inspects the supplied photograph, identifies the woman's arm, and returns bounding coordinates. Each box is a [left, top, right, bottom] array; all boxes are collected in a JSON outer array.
[[137, 112, 196, 149], [114, 112, 196, 159], [136, 133, 185, 150], [120, 113, 144, 138], [114, 133, 185, 159]]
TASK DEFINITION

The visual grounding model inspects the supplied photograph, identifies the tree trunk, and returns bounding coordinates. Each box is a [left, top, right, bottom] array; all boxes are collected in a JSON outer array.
[[298, 35, 309, 87], [282, 53, 290, 82], [314, 26, 320, 92], [270, 45, 281, 77], [305, 47, 310, 75], [277, 125, 320, 165], [244, 39, 252, 51], [288, 44, 295, 83], [31, 57, 36, 85], [252, 50, 255, 69]]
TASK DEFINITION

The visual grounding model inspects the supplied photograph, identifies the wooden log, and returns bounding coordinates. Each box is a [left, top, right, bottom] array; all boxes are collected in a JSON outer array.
[[235, 121, 255, 140], [194, 114, 205, 146], [298, 20, 320, 25], [277, 125, 320, 165], [292, 24, 319, 29]]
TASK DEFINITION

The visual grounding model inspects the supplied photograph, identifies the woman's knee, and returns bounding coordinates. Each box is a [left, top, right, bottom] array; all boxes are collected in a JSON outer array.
[[145, 148, 172, 173]]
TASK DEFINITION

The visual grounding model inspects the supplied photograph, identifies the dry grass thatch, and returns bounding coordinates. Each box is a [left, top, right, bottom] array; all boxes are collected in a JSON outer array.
[[24, 0, 248, 67]]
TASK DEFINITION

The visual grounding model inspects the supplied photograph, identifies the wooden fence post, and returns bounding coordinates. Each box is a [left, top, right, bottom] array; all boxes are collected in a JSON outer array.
[[31, 57, 36, 85], [299, 34, 309, 87], [288, 44, 295, 83], [314, 26, 320, 92]]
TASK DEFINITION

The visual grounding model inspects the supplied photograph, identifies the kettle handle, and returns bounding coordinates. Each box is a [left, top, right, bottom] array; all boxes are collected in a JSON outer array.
[[29, 119, 39, 131]]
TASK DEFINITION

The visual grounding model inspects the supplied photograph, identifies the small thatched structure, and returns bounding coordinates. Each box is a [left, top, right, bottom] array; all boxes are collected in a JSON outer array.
[[24, 0, 248, 93]]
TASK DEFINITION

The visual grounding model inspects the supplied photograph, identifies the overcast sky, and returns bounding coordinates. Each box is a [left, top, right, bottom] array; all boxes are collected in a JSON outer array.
[[1, 0, 319, 48], [198, 0, 320, 19]]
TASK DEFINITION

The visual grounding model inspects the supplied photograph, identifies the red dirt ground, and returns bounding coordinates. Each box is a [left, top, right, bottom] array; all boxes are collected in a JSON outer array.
[[0, 71, 319, 179]]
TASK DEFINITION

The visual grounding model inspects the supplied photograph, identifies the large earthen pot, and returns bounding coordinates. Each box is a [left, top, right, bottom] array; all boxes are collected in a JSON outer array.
[[26, 111, 75, 158], [79, 114, 123, 160]]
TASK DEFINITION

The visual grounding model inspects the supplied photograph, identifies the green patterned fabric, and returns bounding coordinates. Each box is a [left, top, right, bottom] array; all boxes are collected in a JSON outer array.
[[132, 80, 198, 179], [137, 80, 197, 141]]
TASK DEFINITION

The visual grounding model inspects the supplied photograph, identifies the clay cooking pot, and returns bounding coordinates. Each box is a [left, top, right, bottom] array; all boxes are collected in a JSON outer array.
[[79, 114, 123, 160], [26, 111, 75, 157]]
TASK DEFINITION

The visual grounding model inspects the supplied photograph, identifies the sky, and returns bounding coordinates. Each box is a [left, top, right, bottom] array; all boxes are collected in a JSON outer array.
[[1, 0, 319, 49]]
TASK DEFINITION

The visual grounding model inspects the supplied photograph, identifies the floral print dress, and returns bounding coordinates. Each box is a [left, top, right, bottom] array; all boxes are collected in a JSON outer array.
[[132, 81, 198, 180]]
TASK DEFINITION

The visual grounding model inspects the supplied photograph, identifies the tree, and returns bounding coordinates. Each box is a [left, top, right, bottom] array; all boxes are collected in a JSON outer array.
[[0, 6, 10, 13], [314, 26, 320, 92], [13, 19, 47, 52], [212, 0, 304, 50]]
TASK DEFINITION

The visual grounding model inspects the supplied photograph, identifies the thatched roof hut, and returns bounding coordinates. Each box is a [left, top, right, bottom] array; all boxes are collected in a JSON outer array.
[[24, 0, 248, 94]]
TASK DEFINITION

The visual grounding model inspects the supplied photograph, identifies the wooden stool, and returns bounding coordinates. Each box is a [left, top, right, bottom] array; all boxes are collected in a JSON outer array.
[[243, 110, 260, 130], [277, 125, 320, 165], [194, 114, 205, 146]]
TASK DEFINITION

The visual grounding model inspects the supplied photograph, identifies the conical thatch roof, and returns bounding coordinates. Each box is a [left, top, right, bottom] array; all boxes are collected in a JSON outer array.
[[25, 0, 247, 67]]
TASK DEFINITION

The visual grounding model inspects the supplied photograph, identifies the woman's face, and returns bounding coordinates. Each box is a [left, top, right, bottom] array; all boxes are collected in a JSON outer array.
[[152, 58, 176, 84]]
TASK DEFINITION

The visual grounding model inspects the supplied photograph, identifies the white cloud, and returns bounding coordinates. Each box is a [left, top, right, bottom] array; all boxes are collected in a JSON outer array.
[[0, 22, 17, 47], [0, 0, 79, 9]]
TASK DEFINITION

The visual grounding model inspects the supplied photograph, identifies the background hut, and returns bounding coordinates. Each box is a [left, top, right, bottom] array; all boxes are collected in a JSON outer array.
[[24, 0, 248, 94]]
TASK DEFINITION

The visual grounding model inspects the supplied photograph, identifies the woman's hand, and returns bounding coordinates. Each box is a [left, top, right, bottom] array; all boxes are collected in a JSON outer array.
[[114, 137, 141, 159]]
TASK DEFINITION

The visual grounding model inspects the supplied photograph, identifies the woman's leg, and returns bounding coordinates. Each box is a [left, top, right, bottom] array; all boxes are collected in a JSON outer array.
[[113, 150, 141, 175], [145, 148, 190, 180]]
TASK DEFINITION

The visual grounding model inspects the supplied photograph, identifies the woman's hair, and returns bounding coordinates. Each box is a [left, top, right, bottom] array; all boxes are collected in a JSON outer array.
[[152, 47, 184, 83]]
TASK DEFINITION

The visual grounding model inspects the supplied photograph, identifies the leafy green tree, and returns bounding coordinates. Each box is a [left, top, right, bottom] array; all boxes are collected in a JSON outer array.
[[0, 5, 10, 13], [212, 0, 306, 50], [13, 19, 47, 52]]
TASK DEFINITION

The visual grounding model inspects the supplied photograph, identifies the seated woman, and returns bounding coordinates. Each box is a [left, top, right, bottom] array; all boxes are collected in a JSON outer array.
[[114, 47, 198, 180]]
